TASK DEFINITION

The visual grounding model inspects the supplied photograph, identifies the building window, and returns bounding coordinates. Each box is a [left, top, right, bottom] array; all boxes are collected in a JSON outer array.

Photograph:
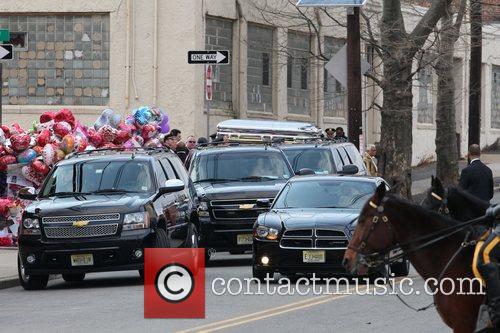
[[247, 24, 273, 113], [262, 53, 270, 86], [323, 37, 347, 118], [0, 14, 110, 106], [492, 65, 500, 129], [205, 16, 233, 110], [287, 56, 293, 88], [417, 66, 434, 124], [300, 58, 308, 90], [287, 31, 310, 115]]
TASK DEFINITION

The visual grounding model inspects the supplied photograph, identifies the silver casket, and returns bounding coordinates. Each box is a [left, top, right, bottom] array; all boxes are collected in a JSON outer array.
[[216, 119, 322, 142]]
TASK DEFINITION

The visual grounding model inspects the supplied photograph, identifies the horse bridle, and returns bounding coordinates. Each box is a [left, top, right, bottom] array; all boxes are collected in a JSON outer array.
[[350, 196, 486, 269], [430, 191, 450, 215], [347, 197, 398, 268]]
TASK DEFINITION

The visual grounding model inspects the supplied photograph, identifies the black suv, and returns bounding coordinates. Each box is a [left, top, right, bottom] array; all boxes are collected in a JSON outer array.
[[189, 145, 294, 261], [280, 142, 367, 176], [17, 148, 199, 290]]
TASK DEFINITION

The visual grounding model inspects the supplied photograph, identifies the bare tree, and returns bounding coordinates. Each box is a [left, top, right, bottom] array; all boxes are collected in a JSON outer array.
[[434, 0, 466, 186], [248, 0, 455, 197]]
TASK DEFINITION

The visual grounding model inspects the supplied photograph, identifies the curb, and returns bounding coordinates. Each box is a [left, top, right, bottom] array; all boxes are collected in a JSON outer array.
[[0, 274, 60, 290]]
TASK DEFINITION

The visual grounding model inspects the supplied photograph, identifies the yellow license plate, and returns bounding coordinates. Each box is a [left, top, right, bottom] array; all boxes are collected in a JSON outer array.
[[70, 254, 94, 266], [303, 250, 325, 263], [237, 234, 253, 245]]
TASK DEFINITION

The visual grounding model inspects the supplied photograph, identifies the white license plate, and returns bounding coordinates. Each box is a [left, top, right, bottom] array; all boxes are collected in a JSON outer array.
[[303, 250, 326, 263], [70, 254, 94, 266], [237, 234, 253, 245]]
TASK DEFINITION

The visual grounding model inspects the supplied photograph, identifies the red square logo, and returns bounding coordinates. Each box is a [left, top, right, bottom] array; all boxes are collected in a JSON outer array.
[[144, 248, 205, 318]]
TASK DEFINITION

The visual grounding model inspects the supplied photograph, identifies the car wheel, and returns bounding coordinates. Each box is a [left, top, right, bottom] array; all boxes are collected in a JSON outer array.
[[390, 258, 410, 277], [368, 264, 389, 282], [205, 249, 212, 265], [252, 265, 273, 282], [153, 228, 170, 248], [62, 273, 85, 282], [17, 256, 48, 290], [188, 224, 199, 248]]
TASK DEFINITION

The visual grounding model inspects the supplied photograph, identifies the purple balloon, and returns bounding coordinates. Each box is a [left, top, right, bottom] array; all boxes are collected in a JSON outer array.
[[158, 114, 170, 134]]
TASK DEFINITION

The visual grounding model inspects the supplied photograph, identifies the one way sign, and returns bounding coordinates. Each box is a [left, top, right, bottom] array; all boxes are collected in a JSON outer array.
[[188, 50, 230, 65], [0, 44, 13, 60]]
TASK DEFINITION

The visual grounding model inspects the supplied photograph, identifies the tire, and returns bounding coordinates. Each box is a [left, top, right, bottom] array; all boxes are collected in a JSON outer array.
[[62, 273, 85, 282], [17, 256, 48, 290], [368, 264, 389, 282], [252, 265, 273, 282], [187, 224, 199, 248], [205, 249, 212, 264], [390, 258, 410, 277], [153, 228, 170, 248]]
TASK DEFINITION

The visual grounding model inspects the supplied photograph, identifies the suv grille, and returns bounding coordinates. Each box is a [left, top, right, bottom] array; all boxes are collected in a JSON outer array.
[[42, 213, 120, 224], [280, 228, 348, 249], [210, 198, 273, 221], [44, 223, 119, 239]]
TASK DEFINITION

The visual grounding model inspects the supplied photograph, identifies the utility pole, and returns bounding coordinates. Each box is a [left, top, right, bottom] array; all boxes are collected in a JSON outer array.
[[468, 0, 482, 147], [347, 7, 362, 150]]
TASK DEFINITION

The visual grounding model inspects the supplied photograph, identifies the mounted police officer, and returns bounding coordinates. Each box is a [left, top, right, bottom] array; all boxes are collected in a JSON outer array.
[[475, 205, 500, 332]]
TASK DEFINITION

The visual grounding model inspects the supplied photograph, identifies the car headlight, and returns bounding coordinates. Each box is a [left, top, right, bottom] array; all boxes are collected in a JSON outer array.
[[22, 218, 40, 235], [255, 226, 279, 241], [198, 201, 209, 217], [123, 212, 150, 230]]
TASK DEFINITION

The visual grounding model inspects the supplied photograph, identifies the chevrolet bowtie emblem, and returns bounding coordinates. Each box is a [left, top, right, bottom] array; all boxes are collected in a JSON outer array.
[[239, 204, 255, 210], [73, 220, 89, 227]]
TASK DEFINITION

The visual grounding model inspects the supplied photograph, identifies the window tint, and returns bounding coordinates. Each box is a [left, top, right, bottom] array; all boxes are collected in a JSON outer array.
[[160, 159, 177, 179], [273, 180, 375, 209], [283, 148, 336, 174], [343, 144, 366, 172], [155, 160, 167, 185]]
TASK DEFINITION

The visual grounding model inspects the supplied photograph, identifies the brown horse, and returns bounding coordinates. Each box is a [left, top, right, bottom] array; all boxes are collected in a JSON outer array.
[[343, 183, 486, 333]]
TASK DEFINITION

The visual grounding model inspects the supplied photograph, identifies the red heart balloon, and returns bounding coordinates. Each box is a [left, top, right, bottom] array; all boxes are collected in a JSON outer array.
[[40, 111, 56, 124], [10, 134, 31, 153]]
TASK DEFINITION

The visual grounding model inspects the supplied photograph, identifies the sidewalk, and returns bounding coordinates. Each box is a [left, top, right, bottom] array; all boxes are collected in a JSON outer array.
[[0, 247, 19, 289], [1, 153, 500, 290], [411, 152, 500, 198]]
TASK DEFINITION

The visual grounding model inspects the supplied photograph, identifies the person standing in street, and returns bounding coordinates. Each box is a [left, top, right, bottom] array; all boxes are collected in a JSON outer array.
[[459, 144, 494, 202], [363, 144, 378, 177]]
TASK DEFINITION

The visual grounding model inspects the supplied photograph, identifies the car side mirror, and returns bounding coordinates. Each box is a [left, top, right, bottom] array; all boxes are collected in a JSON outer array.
[[18, 187, 37, 200], [295, 168, 315, 176], [339, 164, 359, 175], [159, 179, 185, 195], [256, 199, 271, 208]]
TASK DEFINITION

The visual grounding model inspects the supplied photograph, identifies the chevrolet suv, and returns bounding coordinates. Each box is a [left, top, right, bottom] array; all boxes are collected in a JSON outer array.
[[189, 145, 294, 261], [18, 148, 199, 290]]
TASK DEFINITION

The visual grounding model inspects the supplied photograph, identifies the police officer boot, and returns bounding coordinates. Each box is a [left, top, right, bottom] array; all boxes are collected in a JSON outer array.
[[479, 263, 500, 331]]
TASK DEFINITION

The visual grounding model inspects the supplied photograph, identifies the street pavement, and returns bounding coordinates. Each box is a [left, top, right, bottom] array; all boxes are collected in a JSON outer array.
[[1, 157, 500, 332]]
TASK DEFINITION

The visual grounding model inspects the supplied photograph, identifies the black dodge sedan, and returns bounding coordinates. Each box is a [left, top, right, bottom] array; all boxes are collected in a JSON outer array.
[[252, 175, 407, 280]]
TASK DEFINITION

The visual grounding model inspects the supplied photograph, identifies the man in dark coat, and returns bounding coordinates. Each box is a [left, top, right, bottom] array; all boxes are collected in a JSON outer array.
[[459, 144, 494, 202]]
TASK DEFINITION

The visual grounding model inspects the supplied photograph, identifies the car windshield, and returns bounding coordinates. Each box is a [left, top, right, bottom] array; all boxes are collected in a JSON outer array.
[[41, 160, 155, 197], [190, 151, 293, 183], [283, 148, 336, 174], [273, 179, 376, 209]]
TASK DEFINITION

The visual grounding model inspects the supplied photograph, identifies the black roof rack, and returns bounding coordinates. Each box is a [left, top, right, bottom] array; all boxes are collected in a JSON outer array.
[[65, 147, 175, 160], [195, 138, 285, 150]]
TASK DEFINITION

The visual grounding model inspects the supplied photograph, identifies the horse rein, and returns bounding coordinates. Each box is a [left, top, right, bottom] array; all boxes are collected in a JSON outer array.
[[350, 198, 484, 312], [430, 191, 450, 215], [352, 199, 488, 269]]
